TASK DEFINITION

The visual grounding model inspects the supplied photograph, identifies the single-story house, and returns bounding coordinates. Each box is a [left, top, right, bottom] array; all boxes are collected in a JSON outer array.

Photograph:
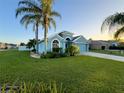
[[6, 44, 17, 49], [0, 43, 7, 49], [89, 40, 119, 50], [38, 31, 89, 54], [0, 43, 17, 49]]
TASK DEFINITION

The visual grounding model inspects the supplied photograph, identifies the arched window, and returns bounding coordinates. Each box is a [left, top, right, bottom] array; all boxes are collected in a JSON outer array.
[[65, 38, 71, 48], [66, 38, 71, 41], [52, 40, 59, 48]]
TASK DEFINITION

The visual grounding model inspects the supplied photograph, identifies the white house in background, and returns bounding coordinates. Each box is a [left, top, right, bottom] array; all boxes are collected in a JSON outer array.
[[18, 46, 31, 51], [38, 31, 89, 54]]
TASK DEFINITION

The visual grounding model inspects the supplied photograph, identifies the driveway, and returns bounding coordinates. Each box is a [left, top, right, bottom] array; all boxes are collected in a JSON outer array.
[[82, 52, 124, 62]]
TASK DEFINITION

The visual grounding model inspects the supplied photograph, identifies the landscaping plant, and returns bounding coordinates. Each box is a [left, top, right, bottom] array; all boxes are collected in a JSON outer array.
[[0, 82, 68, 93], [66, 44, 80, 56]]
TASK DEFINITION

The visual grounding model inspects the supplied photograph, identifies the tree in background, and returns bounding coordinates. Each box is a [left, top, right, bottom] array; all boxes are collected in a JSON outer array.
[[101, 12, 124, 40]]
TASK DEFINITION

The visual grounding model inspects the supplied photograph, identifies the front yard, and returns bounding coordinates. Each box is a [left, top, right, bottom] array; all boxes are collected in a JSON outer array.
[[0, 50, 124, 93]]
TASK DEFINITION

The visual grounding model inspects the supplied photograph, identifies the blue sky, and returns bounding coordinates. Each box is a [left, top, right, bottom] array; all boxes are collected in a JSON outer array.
[[0, 0, 124, 44]]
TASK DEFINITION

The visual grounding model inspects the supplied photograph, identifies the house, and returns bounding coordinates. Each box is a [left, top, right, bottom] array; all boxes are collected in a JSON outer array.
[[38, 31, 89, 54], [0, 42, 17, 49], [0, 43, 7, 49], [6, 44, 17, 49], [89, 40, 119, 50]]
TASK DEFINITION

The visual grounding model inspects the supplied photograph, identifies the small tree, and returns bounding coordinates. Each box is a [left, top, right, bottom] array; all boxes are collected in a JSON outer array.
[[26, 39, 36, 52], [20, 43, 25, 46], [66, 44, 80, 56]]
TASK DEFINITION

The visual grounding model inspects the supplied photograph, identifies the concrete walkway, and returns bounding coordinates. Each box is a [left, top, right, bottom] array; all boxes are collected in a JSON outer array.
[[82, 52, 124, 62]]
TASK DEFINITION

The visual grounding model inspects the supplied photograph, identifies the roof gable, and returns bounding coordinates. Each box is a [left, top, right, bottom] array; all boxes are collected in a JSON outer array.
[[48, 34, 64, 41], [58, 31, 73, 37], [73, 35, 88, 43]]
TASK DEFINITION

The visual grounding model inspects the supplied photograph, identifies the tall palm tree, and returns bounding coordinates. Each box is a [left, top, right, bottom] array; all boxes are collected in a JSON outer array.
[[101, 12, 124, 40], [16, 0, 43, 53], [41, 0, 61, 54], [16, 0, 61, 54], [18, 14, 42, 53]]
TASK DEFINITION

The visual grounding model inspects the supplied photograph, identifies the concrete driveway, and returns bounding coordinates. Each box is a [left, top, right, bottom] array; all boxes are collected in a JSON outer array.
[[82, 52, 124, 62]]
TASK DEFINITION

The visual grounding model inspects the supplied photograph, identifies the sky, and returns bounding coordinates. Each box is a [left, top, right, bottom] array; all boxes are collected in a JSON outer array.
[[0, 0, 124, 44]]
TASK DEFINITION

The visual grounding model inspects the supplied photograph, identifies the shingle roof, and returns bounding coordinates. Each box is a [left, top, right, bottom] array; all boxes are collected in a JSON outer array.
[[72, 36, 80, 41]]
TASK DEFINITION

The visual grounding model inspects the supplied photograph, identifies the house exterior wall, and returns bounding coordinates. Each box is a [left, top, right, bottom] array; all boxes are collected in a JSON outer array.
[[0, 43, 7, 49], [90, 44, 110, 50], [38, 35, 66, 54], [38, 42, 44, 53]]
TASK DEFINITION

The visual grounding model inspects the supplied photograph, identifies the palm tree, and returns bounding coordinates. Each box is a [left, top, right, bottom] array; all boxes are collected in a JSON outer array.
[[101, 12, 124, 40], [16, 0, 61, 54], [41, 0, 61, 54], [16, 0, 43, 53]]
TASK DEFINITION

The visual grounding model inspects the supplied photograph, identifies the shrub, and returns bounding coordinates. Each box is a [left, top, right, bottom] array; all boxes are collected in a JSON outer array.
[[66, 44, 80, 56], [31, 49, 36, 52], [41, 52, 67, 58], [53, 48, 63, 53], [109, 46, 124, 50]]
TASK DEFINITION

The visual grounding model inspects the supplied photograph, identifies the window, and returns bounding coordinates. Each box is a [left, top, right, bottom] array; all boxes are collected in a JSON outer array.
[[65, 38, 71, 48], [66, 38, 71, 41], [52, 40, 59, 48]]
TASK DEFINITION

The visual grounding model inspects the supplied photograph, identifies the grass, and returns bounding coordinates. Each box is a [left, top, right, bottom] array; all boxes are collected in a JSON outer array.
[[0, 50, 124, 93], [91, 49, 124, 57]]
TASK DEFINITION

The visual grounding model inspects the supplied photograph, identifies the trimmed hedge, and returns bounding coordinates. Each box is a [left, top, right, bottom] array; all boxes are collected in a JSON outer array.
[[109, 46, 124, 50]]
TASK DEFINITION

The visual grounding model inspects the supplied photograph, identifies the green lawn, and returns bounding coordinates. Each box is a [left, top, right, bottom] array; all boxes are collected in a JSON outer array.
[[0, 50, 124, 93], [91, 49, 124, 57]]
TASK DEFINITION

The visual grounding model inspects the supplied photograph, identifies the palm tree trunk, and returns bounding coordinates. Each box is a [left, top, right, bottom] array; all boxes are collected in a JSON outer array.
[[44, 23, 48, 54], [36, 23, 39, 54]]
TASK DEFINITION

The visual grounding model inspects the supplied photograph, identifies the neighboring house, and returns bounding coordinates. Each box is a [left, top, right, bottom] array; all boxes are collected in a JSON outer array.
[[119, 42, 124, 47], [38, 31, 89, 54], [106, 40, 119, 47], [0, 43, 7, 49], [6, 44, 17, 49], [89, 40, 119, 50], [0, 42, 17, 49]]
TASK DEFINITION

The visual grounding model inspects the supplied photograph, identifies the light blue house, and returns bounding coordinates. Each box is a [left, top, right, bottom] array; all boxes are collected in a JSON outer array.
[[38, 31, 89, 54]]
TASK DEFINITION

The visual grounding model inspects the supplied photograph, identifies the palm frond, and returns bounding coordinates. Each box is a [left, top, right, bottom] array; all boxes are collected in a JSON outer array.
[[20, 14, 42, 29], [101, 15, 115, 32], [114, 26, 124, 39], [20, 14, 32, 24], [24, 19, 34, 29], [18, 0, 42, 12], [101, 12, 124, 32], [33, 24, 36, 31], [49, 18, 56, 30], [20, 14, 41, 23], [16, 7, 41, 17], [51, 11, 61, 19]]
